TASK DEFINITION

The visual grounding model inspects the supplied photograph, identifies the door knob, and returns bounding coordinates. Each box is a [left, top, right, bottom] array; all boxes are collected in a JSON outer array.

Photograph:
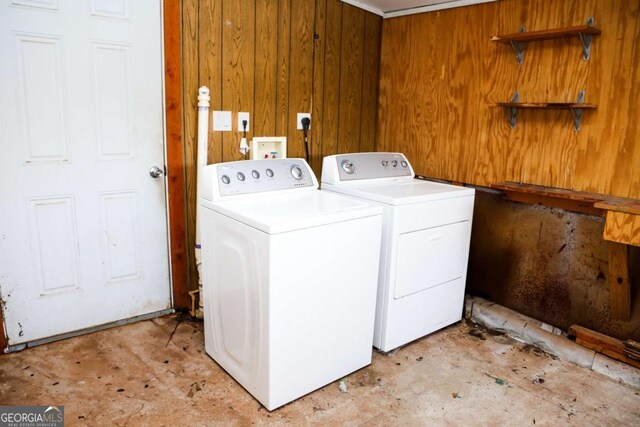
[[149, 166, 164, 178]]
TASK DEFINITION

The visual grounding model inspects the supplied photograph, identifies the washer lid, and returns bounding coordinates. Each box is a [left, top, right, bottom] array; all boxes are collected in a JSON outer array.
[[201, 190, 382, 234], [323, 179, 475, 206]]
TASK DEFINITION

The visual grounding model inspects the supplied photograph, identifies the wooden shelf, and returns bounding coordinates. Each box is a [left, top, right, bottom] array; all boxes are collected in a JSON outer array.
[[491, 182, 640, 214], [491, 18, 601, 63], [593, 199, 640, 215], [491, 25, 601, 44], [494, 102, 597, 109], [491, 182, 611, 216], [494, 91, 596, 131]]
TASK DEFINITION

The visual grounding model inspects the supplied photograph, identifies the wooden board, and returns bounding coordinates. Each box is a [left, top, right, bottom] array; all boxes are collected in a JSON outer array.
[[320, 0, 344, 161], [377, 0, 640, 200], [182, 0, 200, 296], [359, 12, 382, 153], [491, 182, 609, 216], [310, 0, 327, 175], [603, 211, 640, 248], [607, 242, 630, 320], [254, 0, 278, 137], [337, 4, 365, 155], [164, 0, 189, 309], [494, 102, 597, 109], [491, 25, 601, 43], [569, 325, 640, 368], [595, 199, 640, 215], [287, 0, 315, 159]]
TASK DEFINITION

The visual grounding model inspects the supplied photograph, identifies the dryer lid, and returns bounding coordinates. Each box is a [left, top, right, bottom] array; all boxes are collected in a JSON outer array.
[[201, 190, 382, 234]]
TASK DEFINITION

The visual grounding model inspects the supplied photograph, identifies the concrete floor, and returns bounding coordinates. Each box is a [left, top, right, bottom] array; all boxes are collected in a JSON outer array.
[[1, 315, 638, 426]]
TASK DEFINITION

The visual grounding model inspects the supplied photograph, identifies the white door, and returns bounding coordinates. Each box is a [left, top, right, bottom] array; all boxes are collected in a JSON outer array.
[[0, 0, 171, 346]]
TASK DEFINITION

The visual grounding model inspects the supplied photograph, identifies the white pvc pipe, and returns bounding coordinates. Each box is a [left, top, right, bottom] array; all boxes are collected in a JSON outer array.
[[195, 86, 210, 319]]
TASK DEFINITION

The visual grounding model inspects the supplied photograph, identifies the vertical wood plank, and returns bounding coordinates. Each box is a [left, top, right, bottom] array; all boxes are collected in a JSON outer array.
[[337, 4, 365, 154], [164, 0, 189, 309], [572, 0, 636, 196], [359, 12, 381, 153], [286, 0, 315, 159], [254, 0, 278, 136], [275, 0, 291, 136], [594, 1, 640, 198], [222, 0, 255, 162], [310, 0, 327, 175], [182, 0, 199, 295], [200, 0, 224, 164], [608, 242, 630, 320], [320, 0, 343, 160]]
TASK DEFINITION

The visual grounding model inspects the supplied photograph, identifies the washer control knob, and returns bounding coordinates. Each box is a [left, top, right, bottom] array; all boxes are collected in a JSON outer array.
[[381, 160, 389, 167], [252, 170, 260, 179], [237, 172, 245, 181], [290, 165, 303, 180], [341, 159, 355, 174], [266, 168, 274, 178], [391, 160, 398, 167], [221, 175, 231, 185], [401, 160, 408, 168]]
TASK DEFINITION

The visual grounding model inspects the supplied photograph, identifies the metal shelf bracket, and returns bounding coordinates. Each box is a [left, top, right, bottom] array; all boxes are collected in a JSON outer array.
[[571, 90, 587, 131], [511, 27, 526, 64], [579, 17, 596, 61], [501, 91, 519, 128]]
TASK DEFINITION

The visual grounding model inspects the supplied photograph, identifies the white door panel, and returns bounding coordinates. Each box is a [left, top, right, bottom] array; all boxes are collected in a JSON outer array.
[[0, 0, 171, 345]]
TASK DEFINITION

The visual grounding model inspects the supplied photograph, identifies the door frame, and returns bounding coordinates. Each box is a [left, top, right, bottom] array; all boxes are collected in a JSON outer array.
[[163, 0, 190, 310], [0, 0, 189, 353]]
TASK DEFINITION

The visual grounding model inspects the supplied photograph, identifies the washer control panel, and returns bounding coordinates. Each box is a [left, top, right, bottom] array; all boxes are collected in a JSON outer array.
[[332, 153, 413, 181], [215, 159, 315, 196]]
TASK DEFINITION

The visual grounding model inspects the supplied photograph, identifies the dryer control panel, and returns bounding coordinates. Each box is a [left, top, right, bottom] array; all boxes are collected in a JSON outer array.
[[203, 158, 317, 200], [322, 153, 414, 183]]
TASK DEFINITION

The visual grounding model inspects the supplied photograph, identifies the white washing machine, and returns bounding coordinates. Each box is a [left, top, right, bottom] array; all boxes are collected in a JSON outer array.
[[199, 158, 383, 410], [321, 153, 475, 352]]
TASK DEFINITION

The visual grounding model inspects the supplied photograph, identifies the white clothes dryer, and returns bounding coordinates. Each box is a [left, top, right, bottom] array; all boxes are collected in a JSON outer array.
[[321, 153, 475, 352]]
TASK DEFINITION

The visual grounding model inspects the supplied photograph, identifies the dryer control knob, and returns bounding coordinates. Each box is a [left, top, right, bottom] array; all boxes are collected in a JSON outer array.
[[237, 172, 245, 181], [391, 160, 398, 167], [290, 165, 303, 180], [252, 170, 260, 179], [381, 160, 389, 167], [401, 160, 408, 168], [266, 168, 274, 178], [221, 175, 231, 185], [341, 159, 355, 174]]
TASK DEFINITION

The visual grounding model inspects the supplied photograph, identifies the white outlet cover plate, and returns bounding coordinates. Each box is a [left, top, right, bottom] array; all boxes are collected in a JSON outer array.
[[238, 112, 250, 131], [297, 113, 311, 130], [213, 110, 232, 131]]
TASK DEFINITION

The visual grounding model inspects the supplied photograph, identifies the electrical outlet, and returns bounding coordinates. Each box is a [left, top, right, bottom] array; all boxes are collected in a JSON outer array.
[[297, 113, 311, 130], [238, 112, 250, 132], [213, 111, 232, 131]]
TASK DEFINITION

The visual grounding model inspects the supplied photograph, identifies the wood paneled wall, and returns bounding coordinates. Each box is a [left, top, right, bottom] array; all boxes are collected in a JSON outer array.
[[181, 0, 382, 291], [377, 0, 640, 199]]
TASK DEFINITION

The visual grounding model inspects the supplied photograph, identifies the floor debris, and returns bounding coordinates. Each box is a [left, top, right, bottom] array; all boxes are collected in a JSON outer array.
[[338, 380, 348, 393], [468, 329, 487, 340], [0, 318, 637, 425]]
